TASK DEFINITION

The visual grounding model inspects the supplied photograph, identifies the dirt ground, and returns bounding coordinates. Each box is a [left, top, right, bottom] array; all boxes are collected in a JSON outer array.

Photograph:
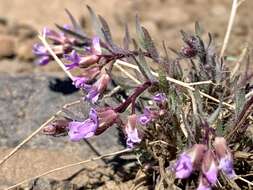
[[0, 0, 253, 189], [0, 0, 252, 74]]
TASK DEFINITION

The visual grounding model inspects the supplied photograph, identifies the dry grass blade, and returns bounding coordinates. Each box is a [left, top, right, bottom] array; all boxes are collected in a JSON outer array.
[[0, 100, 80, 167], [114, 62, 142, 84], [38, 35, 74, 80], [5, 148, 132, 190], [115, 60, 235, 109], [220, 0, 238, 58]]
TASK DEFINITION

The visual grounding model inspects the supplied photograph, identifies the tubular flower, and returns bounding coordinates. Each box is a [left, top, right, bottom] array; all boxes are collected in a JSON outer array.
[[42, 27, 74, 44], [153, 93, 167, 104], [201, 150, 218, 186], [95, 107, 119, 135], [32, 43, 50, 65], [64, 50, 81, 70], [68, 108, 98, 141], [84, 73, 110, 104], [175, 144, 207, 179], [213, 137, 236, 178], [124, 114, 142, 148], [197, 175, 212, 190], [138, 108, 158, 125], [72, 77, 89, 89]]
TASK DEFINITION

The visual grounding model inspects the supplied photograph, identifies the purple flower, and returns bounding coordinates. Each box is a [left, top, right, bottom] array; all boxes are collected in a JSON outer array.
[[202, 150, 218, 185], [33, 43, 48, 56], [92, 36, 102, 55], [85, 87, 100, 104], [42, 27, 70, 44], [197, 175, 212, 190], [139, 108, 155, 125], [84, 73, 110, 104], [219, 156, 236, 178], [35, 56, 50, 65], [64, 50, 81, 70], [175, 144, 207, 179], [68, 108, 98, 141], [213, 137, 236, 178], [125, 114, 142, 148], [94, 107, 119, 135], [175, 154, 193, 179], [153, 93, 167, 104], [72, 76, 89, 89]]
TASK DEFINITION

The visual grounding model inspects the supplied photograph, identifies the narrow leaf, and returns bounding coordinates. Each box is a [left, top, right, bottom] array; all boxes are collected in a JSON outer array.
[[65, 9, 86, 36], [56, 24, 90, 44], [98, 15, 118, 51], [87, 5, 104, 40], [141, 26, 159, 60], [195, 21, 202, 36], [123, 24, 130, 50], [135, 15, 145, 49], [207, 103, 221, 125], [135, 49, 156, 82]]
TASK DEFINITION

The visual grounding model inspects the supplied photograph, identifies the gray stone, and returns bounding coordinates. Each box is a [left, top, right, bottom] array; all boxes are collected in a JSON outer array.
[[0, 74, 124, 158]]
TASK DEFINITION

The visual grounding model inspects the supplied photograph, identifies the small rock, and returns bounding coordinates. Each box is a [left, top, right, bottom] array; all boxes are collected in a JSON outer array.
[[0, 34, 16, 58], [26, 178, 78, 190], [16, 38, 37, 61]]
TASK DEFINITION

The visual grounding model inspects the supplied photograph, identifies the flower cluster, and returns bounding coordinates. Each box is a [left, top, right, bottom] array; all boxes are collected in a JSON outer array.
[[174, 137, 236, 190], [32, 7, 249, 189]]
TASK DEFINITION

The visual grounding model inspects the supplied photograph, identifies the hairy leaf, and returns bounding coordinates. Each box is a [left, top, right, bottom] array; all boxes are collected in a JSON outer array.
[[56, 24, 90, 44], [98, 15, 118, 51], [87, 5, 104, 40], [207, 103, 221, 125], [195, 21, 203, 36], [141, 26, 159, 60], [135, 49, 156, 82], [123, 24, 130, 50], [135, 15, 146, 49], [65, 9, 86, 37]]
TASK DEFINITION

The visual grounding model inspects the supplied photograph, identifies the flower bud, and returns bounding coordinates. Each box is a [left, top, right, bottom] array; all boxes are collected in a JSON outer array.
[[79, 55, 99, 68], [95, 107, 119, 135], [213, 137, 236, 178], [138, 108, 159, 125], [84, 73, 110, 103], [72, 77, 89, 89], [124, 114, 142, 148], [153, 93, 167, 106], [81, 66, 101, 81], [43, 119, 69, 136], [201, 150, 218, 185], [197, 175, 212, 190]]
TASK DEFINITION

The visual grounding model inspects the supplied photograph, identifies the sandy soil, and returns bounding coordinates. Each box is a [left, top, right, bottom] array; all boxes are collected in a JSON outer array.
[[0, 0, 252, 74]]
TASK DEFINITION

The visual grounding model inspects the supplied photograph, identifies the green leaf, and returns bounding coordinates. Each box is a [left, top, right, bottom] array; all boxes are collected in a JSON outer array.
[[65, 9, 86, 36], [141, 26, 159, 60], [135, 15, 146, 49], [98, 15, 118, 51], [207, 103, 221, 125], [235, 85, 246, 118], [123, 24, 130, 50], [195, 21, 203, 36], [87, 5, 104, 40], [136, 49, 156, 82], [56, 24, 89, 43]]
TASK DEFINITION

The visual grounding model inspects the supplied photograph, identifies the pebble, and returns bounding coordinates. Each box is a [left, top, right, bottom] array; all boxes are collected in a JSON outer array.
[[0, 34, 16, 58]]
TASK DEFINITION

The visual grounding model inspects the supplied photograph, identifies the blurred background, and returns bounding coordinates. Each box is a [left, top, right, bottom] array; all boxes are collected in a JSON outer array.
[[0, 0, 252, 74], [0, 0, 252, 189]]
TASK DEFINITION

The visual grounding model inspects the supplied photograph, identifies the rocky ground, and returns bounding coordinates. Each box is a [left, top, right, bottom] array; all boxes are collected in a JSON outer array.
[[0, 0, 253, 189]]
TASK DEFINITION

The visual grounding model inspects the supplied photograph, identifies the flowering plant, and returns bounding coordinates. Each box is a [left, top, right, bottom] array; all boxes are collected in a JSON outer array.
[[33, 6, 253, 189]]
